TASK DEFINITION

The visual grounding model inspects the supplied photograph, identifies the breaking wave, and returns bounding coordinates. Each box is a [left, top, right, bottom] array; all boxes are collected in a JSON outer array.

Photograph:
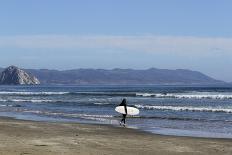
[[0, 91, 69, 95], [136, 93, 232, 99], [135, 104, 232, 113], [0, 99, 59, 103], [0, 91, 136, 97], [93, 102, 111, 105], [1, 91, 232, 100], [0, 104, 13, 107], [0, 99, 112, 106]]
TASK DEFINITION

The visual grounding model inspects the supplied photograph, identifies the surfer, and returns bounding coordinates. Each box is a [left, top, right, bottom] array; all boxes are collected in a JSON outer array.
[[119, 98, 127, 127]]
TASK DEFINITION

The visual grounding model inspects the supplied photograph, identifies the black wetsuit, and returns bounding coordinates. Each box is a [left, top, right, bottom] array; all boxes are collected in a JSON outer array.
[[119, 99, 127, 124]]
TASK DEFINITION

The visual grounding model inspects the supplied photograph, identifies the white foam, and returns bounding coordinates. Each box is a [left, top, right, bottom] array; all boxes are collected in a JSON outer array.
[[135, 104, 232, 113], [0, 98, 87, 103], [136, 92, 232, 99], [16, 99, 54, 103], [23, 110, 113, 118], [136, 93, 156, 97], [0, 104, 11, 107], [0, 99, 55, 103], [0, 99, 7, 102], [0, 91, 69, 95], [94, 102, 110, 105], [0, 98, 112, 104]]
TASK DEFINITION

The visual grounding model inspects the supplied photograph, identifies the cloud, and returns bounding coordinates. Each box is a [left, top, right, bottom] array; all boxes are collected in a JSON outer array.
[[0, 35, 232, 53]]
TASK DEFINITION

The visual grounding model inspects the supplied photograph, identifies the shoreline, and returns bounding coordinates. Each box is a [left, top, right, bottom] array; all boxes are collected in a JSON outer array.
[[0, 116, 232, 154], [2, 114, 232, 140], [3, 114, 232, 140]]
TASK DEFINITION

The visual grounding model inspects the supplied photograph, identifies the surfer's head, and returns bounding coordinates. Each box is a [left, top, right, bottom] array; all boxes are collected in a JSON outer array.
[[122, 98, 126, 104]]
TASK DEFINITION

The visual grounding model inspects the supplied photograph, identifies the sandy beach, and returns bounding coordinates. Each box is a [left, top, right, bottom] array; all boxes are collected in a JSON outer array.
[[0, 117, 231, 155]]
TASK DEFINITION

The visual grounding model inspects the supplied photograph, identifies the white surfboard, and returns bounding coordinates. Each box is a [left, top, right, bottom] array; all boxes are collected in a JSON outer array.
[[115, 106, 139, 115]]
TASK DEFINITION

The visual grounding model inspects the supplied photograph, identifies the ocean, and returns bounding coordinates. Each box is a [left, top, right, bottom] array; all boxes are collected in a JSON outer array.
[[0, 85, 232, 138]]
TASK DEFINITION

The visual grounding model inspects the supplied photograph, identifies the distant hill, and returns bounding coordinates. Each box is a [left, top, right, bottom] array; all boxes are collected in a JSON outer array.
[[23, 68, 224, 85], [0, 66, 40, 85]]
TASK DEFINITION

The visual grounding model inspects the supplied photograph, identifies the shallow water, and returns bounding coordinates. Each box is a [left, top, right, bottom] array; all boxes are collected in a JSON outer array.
[[0, 85, 232, 138]]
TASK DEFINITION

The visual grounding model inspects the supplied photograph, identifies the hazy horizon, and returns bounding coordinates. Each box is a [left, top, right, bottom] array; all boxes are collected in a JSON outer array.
[[0, 1, 232, 82], [0, 65, 229, 83]]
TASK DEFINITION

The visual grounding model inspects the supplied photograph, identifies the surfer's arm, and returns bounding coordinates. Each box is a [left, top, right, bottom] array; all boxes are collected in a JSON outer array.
[[124, 105, 128, 114]]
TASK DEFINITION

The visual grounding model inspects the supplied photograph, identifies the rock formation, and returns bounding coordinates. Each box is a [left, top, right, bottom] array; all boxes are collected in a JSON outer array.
[[0, 66, 40, 85]]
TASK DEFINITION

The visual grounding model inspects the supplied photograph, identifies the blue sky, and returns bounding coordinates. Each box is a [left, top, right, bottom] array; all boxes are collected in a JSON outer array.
[[0, 0, 232, 81]]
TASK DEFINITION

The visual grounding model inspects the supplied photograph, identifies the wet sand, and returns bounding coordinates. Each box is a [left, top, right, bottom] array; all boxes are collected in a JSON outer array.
[[0, 117, 231, 155]]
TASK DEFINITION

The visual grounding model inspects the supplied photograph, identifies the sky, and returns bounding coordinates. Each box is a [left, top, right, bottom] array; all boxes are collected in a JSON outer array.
[[0, 0, 232, 82]]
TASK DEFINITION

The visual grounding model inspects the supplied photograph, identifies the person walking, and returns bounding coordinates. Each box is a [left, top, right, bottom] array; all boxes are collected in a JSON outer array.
[[119, 98, 127, 127]]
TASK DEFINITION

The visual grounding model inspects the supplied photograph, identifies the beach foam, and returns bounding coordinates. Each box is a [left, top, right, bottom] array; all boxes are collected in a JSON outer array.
[[136, 92, 232, 99], [0, 91, 69, 95], [23, 110, 113, 118], [135, 104, 232, 113]]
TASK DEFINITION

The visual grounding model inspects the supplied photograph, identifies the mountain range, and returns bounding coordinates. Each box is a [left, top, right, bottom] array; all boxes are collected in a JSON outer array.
[[0, 66, 225, 85], [27, 68, 224, 85]]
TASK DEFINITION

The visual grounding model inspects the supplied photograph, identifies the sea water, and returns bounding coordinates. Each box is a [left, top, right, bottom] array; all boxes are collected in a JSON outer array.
[[0, 85, 232, 138]]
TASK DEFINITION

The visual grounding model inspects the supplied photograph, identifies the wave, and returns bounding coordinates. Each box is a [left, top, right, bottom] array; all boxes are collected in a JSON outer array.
[[0, 99, 113, 106], [0, 91, 69, 95], [0, 91, 136, 97], [93, 102, 111, 105], [136, 93, 232, 99], [135, 104, 232, 113], [0, 99, 7, 102], [1, 91, 232, 100], [0, 99, 57, 103], [70, 92, 136, 96], [23, 110, 113, 118], [20, 109, 232, 123], [0, 104, 13, 107]]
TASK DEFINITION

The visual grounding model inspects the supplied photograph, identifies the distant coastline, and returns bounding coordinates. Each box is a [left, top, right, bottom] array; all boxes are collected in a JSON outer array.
[[0, 66, 226, 85]]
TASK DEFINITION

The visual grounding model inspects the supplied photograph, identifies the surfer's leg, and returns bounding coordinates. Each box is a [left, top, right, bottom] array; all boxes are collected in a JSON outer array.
[[120, 118, 123, 125], [123, 119, 126, 127], [123, 115, 126, 127], [122, 116, 126, 127]]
